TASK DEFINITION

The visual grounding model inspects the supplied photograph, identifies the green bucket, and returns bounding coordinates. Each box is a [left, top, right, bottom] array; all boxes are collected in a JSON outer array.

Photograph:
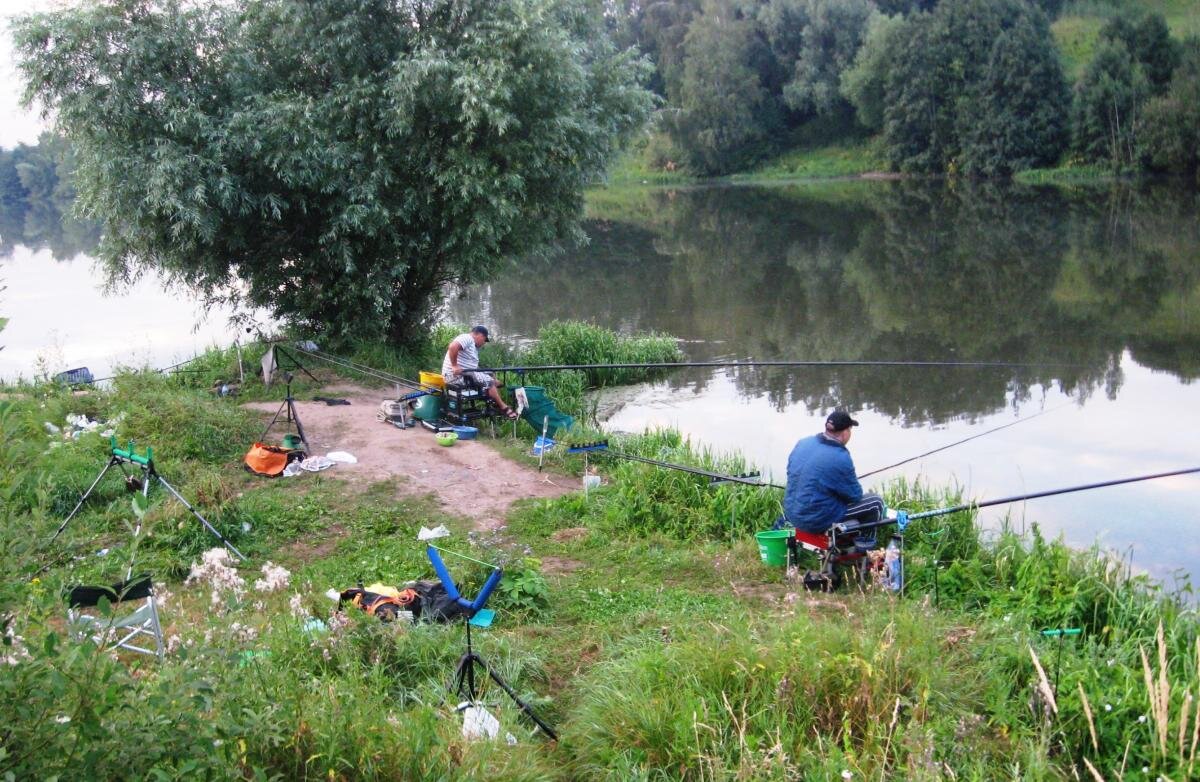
[[282, 433, 303, 450], [755, 529, 793, 567], [412, 393, 441, 422]]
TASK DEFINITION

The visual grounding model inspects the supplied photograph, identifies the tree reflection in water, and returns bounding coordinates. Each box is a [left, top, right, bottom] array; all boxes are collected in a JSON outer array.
[[450, 180, 1200, 426]]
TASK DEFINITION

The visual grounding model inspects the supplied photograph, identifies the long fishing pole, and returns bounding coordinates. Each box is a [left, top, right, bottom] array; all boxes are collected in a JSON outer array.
[[605, 450, 767, 487], [479, 359, 1075, 373], [289, 345, 426, 390], [856, 402, 1073, 479], [904, 466, 1200, 522]]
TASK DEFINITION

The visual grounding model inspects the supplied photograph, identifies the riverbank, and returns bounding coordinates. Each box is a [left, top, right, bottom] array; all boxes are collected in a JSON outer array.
[[2, 330, 1197, 779]]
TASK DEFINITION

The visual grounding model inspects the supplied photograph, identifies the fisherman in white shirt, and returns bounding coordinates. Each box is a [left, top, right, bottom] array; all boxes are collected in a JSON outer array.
[[441, 325, 518, 419]]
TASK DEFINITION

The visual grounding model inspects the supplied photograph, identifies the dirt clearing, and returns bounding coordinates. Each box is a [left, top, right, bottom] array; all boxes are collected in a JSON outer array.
[[242, 382, 573, 530]]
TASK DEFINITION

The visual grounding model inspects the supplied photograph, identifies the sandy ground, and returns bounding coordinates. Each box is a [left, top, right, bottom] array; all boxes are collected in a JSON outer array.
[[242, 382, 573, 530]]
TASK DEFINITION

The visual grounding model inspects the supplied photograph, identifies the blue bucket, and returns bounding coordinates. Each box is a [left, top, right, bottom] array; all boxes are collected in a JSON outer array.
[[452, 425, 478, 440]]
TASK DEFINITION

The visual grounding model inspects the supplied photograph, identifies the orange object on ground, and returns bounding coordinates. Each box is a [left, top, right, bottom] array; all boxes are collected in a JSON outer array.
[[243, 442, 293, 477]]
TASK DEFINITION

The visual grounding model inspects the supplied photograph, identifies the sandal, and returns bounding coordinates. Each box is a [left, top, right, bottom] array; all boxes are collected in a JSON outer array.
[[501, 406, 519, 420]]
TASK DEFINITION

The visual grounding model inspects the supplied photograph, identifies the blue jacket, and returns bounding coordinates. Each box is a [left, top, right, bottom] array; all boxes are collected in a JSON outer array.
[[783, 433, 863, 531]]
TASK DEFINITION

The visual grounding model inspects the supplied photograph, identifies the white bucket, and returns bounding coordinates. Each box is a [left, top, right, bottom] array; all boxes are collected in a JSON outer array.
[[583, 475, 602, 490]]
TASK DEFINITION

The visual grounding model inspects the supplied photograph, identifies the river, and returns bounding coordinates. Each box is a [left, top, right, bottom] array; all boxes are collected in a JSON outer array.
[[448, 179, 1200, 584], [3, 178, 1199, 582]]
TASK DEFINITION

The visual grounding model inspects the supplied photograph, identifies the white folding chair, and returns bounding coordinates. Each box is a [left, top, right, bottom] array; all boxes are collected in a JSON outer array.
[[67, 574, 164, 659]]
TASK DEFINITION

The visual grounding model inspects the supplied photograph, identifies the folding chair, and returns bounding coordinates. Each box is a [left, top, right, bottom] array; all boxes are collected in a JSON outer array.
[[67, 575, 164, 659]]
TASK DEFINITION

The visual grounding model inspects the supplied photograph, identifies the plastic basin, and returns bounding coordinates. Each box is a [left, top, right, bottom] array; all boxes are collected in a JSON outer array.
[[755, 529, 793, 567], [452, 425, 478, 440], [435, 432, 458, 447]]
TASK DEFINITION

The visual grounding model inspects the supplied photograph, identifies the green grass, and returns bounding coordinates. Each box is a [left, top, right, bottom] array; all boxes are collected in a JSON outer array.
[[4, 338, 1200, 780], [1014, 163, 1119, 184], [735, 139, 888, 181]]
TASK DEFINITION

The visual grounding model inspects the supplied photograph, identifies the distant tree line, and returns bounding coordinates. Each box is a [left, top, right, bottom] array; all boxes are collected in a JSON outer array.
[[0, 132, 98, 258], [609, 0, 1200, 178]]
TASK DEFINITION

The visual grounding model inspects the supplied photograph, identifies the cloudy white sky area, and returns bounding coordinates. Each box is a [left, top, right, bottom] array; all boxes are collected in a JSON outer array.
[[1, 0, 57, 149]]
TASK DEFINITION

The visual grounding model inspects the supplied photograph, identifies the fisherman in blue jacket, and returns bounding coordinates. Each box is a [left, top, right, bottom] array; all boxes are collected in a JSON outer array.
[[781, 411, 885, 533]]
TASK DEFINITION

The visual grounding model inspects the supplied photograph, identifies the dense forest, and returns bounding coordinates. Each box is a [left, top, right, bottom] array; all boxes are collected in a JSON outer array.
[[605, 0, 1199, 177], [1, 0, 1196, 242]]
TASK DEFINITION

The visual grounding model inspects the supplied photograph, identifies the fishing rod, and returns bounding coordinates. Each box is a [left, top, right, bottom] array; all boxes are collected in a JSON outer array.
[[856, 402, 1073, 479], [289, 345, 426, 391], [902, 466, 1200, 522], [480, 359, 1075, 373], [606, 449, 767, 487]]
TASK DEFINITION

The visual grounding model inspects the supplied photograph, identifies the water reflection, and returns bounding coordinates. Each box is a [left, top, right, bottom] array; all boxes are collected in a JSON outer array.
[[450, 180, 1200, 425]]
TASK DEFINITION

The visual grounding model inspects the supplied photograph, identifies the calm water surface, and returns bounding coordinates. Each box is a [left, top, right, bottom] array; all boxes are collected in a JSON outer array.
[[449, 180, 1200, 583]]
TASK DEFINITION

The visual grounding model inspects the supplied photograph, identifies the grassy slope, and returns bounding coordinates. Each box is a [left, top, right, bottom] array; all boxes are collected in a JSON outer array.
[[3, 338, 1199, 780]]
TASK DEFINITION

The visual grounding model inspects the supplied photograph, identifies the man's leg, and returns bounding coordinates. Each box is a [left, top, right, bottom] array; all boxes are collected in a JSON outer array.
[[467, 372, 513, 415], [841, 493, 885, 526]]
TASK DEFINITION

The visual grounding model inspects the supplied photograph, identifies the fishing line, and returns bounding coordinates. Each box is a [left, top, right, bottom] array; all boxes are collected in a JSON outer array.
[[904, 466, 1200, 521], [856, 401, 1074, 479], [288, 345, 425, 390]]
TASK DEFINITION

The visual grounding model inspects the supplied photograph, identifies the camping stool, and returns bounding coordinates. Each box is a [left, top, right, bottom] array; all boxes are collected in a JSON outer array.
[[67, 575, 164, 659]]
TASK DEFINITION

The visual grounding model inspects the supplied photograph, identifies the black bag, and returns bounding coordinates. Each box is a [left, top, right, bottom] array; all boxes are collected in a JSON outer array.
[[410, 580, 472, 623]]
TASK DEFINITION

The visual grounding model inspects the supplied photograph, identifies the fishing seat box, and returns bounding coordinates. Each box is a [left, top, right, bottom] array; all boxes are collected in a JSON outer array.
[[442, 384, 496, 426]]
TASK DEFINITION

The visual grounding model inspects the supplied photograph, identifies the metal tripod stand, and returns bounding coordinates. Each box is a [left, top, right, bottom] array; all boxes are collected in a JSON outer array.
[[448, 615, 558, 741], [260, 374, 309, 452], [50, 438, 247, 560]]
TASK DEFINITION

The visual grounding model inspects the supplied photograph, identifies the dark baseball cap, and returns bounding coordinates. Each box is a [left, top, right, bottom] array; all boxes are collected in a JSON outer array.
[[825, 411, 859, 432], [471, 325, 490, 342]]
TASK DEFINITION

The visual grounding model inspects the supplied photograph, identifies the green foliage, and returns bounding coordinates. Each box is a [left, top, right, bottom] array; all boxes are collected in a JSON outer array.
[[665, 0, 780, 175], [1139, 37, 1200, 180], [495, 560, 552, 619], [840, 12, 906, 131], [1071, 39, 1151, 168], [779, 0, 878, 119], [957, 6, 1071, 176], [875, 0, 1070, 174], [14, 0, 653, 344], [516, 320, 681, 421], [1098, 8, 1180, 92]]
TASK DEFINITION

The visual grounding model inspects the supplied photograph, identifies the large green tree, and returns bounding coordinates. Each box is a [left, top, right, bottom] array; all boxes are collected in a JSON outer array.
[[665, 0, 777, 175], [1139, 38, 1200, 182], [1071, 40, 1149, 169], [854, 0, 1068, 174], [15, 0, 652, 343], [777, 0, 877, 119]]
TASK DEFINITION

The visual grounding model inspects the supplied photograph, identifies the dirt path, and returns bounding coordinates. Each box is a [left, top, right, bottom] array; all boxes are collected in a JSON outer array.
[[242, 383, 573, 530]]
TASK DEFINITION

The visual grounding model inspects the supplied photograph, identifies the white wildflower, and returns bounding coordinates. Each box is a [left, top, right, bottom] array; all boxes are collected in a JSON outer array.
[[228, 622, 258, 643], [289, 593, 307, 618], [1105, 703, 1113, 712], [254, 562, 291, 593], [166, 635, 183, 654], [3, 627, 31, 665], [1138, 715, 1147, 724], [55, 715, 71, 724], [187, 548, 246, 606], [841, 771, 853, 780]]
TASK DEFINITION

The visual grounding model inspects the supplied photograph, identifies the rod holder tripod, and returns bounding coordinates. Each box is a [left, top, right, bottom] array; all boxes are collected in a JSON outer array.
[[51, 437, 247, 561], [260, 375, 309, 452], [427, 545, 557, 741]]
